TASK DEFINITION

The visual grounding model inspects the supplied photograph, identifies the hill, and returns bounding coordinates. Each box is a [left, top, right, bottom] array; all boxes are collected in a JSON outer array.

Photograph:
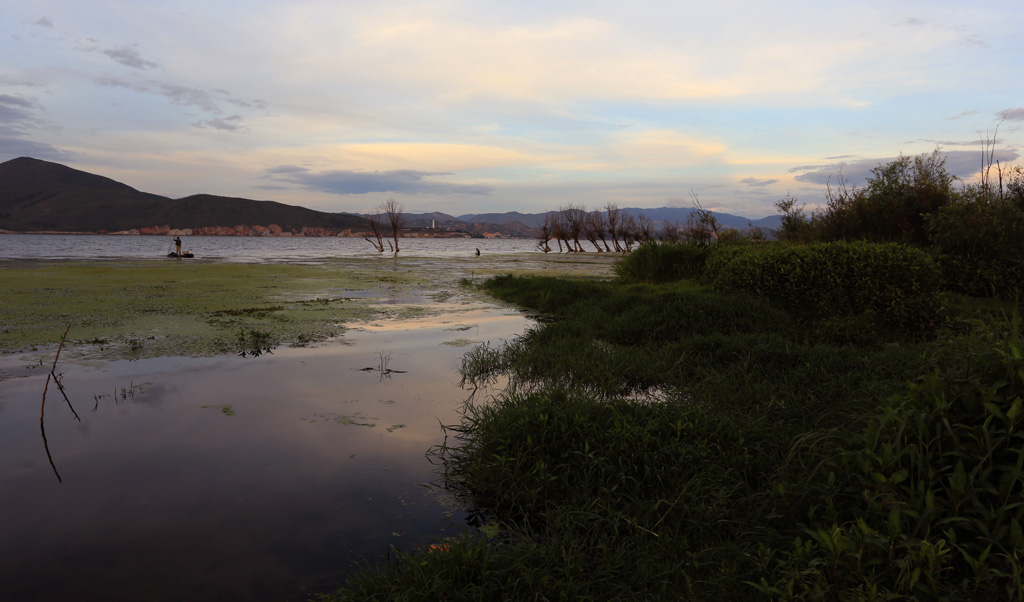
[[0, 157, 367, 235]]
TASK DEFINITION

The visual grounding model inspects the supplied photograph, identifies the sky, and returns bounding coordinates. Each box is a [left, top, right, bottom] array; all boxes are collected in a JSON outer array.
[[2, 0, 1022, 219]]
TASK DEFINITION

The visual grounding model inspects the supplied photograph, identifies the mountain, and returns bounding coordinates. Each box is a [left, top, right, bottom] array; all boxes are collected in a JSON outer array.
[[458, 211, 542, 227], [0, 157, 367, 235], [0, 157, 781, 236], [459, 208, 782, 232]]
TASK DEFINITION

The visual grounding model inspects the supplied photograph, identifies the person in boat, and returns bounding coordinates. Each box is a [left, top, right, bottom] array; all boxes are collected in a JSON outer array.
[[173, 236, 182, 257]]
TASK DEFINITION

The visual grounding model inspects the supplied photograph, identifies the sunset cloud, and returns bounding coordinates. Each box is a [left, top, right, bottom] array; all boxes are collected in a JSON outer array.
[[264, 166, 493, 196]]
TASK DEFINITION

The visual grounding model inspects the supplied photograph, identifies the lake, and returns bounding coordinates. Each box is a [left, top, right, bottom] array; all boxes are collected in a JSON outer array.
[[0, 235, 618, 601], [0, 233, 540, 262]]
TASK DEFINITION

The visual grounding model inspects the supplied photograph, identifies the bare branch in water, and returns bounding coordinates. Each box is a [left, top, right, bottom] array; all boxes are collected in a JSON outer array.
[[40, 322, 72, 483]]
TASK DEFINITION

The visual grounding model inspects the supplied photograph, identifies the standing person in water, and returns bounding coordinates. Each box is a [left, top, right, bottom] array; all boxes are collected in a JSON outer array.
[[173, 236, 182, 257]]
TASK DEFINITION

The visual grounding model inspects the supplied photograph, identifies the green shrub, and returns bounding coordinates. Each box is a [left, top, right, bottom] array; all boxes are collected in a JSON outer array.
[[613, 240, 715, 283], [708, 242, 943, 334]]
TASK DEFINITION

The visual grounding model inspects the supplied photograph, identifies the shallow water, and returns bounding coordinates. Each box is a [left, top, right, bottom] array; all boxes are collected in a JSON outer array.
[[0, 305, 530, 601], [0, 233, 540, 262]]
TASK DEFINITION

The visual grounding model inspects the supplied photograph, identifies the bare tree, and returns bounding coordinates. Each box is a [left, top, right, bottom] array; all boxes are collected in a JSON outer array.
[[689, 191, 720, 239], [605, 203, 623, 252], [682, 211, 713, 245], [364, 209, 386, 252], [636, 213, 656, 243], [544, 211, 566, 252], [383, 198, 405, 254], [560, 204, 587, 252], [659, 220, 682, 242], [620, 213, 638, 251], [537, 213, 553, 252], [583, 210, 606, 251], [591, 210, 612, 251], [979, 119, 1006, 201]]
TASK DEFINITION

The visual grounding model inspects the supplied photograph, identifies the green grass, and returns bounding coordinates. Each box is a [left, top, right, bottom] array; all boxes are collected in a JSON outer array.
[[323, 266, 1024, 601]]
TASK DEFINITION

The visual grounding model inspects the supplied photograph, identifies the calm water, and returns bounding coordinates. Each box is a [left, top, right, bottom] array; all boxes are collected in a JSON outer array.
[[0, 233, 540, 262], [0, 239, 539, 600]]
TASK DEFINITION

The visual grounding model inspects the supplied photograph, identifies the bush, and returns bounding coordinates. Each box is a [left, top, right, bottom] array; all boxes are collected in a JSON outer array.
[[708, 242, 943, 334], [613, 240, 715, 283], [926, 186, 1024, 298]]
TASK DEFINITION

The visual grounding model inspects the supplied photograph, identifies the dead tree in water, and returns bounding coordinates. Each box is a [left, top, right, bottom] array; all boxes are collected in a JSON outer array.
[[383, 198, 405, 254], [605, 203, 623, 252], [620, 214, 638, 251], [537, 214, 554, 252], [560, 204, 587, 252], [549, 211, 568, 252], [584, 210, 607, 251], [364, 209, 386, 252]]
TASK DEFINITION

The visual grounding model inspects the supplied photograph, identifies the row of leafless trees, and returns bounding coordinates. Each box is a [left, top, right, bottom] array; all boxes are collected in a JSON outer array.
[[365, 198, 406, 253], [536, 200, 721, 253], [362, 196, 727, 254]]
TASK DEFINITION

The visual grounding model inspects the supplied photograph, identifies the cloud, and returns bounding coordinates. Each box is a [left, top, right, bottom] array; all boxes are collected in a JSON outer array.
[[194, 115, 244, 131], [0, 94, 43, 137], [0, 95, 74, 162], [95, 77, 263, 119], [265, 166, 493, 196], [790, 149, 1021, 186], [739, 177, 778, 187], [98, 76, 203, 107], [1000, 108, 1024, 121], [33, 17, 53, 28], [77, 38, 161, 70], [947, 110, 979, 120], [0, 136, 75, 162], [958, 34, 987, 48], [102, 45, 160, 70]]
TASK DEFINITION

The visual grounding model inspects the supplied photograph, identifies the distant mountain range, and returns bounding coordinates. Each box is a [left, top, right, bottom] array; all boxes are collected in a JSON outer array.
[[0, 157, 780, 236]]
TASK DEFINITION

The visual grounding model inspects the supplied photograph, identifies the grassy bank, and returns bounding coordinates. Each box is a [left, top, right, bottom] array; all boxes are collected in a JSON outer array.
[[321, 261, 1023, 600]]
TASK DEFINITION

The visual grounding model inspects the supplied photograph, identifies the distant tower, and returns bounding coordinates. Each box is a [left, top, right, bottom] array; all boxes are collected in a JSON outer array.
[[432, 219, 435, 229]]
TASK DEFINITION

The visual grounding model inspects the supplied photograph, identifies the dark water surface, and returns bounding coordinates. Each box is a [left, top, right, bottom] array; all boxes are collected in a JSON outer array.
[[0, 306, 529, 601]]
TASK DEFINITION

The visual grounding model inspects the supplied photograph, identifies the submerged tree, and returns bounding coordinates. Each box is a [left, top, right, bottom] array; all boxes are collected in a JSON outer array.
[[383, 198, 405, 254], [583, 210, 607, 252], [364, 209, 386, 252], [560, 204, 587, 252], [537, 214, 554, 253], [605, 203, 624, 252]]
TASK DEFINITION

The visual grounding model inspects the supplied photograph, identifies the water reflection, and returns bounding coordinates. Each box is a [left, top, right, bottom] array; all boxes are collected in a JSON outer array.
[[0, 306, 528, 602]]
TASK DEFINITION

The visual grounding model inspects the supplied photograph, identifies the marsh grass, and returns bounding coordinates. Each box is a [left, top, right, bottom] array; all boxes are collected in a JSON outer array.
[[330, 271, 1024, 600], [0, 260, 414, 362]]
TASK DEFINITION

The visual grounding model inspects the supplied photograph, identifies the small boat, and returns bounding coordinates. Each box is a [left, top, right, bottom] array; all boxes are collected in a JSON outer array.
[[167, 252, 195, 258]]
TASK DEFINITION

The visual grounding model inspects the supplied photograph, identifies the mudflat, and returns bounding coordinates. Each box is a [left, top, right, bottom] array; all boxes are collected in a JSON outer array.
[[0, 254, 616, 368]]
